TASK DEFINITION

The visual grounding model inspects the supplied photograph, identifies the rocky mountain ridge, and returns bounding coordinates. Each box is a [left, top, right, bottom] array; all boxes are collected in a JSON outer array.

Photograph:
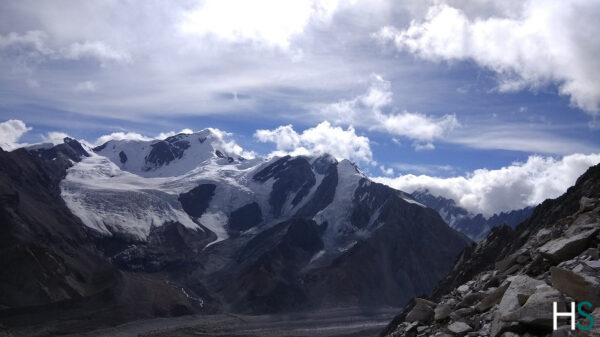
[[381, 163, 600, 337]]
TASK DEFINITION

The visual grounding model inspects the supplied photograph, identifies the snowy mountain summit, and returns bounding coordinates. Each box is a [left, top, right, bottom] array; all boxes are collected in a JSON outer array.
[[93, 129, 253, 177]]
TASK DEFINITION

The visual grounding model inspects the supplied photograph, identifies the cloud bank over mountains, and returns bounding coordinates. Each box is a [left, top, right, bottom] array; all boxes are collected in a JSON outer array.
[[3, 118, 599, 217], [374, 153, 600, 216], [376, 0, 600, 114]]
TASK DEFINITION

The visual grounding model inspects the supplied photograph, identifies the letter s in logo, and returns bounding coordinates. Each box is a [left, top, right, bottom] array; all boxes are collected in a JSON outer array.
[[577, 302, 594, 331]]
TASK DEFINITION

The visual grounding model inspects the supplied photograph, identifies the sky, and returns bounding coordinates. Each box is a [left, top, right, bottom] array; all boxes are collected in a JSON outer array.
[[1, 0, 599, 216]]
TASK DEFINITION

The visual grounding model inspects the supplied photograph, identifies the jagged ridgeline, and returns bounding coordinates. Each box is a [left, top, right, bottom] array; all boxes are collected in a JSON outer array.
[[0, 131, 470, 335], [381, 163, 600, 337]]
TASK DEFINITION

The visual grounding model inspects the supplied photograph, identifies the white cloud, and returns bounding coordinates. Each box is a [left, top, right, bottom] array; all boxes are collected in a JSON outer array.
[[74, 81, 97, 92], [321, 75, 459, 149], [374, 153, 600, 216], [449, 124, 600, 155], [155, 128, 194, 140], [63, 41, 131, 64], [0, 119, 31, 150], [209, 127, 256, 159], [0, 30, 52, 55], [93, 132, 153, 146], [0, 30, 130, 67], [255, 121, 374, 164], [42, 131, 70, 145], [380, 165, 395, 176], [375, 1, 600, 115], [180, 0, 342, 49]]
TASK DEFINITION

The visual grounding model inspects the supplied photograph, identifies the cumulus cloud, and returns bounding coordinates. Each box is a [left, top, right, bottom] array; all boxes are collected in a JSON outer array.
[[180, 0, 343, 49], [375, 1, 600, 114], [254, 121, 374, 164], [0, 119, 31, 150], [209, 128, 256, 159], [322, 75, 459, 149], [42, 131, 70, 145], [373, 153, 600, 216]]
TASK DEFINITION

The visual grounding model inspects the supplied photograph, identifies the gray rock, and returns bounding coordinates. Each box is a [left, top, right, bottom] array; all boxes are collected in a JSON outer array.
[[435, 303, 453, 321], [457, 292, 485, 308], [406, 301, 435, 323], [490, 275, 544, 337], [579, 196, 598, 212], [496, 253, 518, 273], [477, 283, 509, 312], [550, 267, 600, 306], [448, 321, 472, 335], [450, 307, 475, 321], [539, 228, 599, 263], [536, 228, 553, 245], [502, 264, 521, 276], [457, 284, 470, 294], [502, 285, 566, 330], [415, 297, 438, 308]]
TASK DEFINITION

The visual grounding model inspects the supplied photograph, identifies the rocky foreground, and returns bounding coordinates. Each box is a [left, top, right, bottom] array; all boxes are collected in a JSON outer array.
[[381, 164, 600, 337]]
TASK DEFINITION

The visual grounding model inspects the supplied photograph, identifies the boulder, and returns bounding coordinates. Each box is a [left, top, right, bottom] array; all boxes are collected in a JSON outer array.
[[415, 297, 438, 308], [450, 307, 475, 321], [447, 321, 472, 335], [538, 228, 599, 263], [502, 285, 566, 330], [457, 292, 485, 308], [406, 301, 435, 323], [490, 275, 544, 337], [435, 303, 453, 321], [550, 267, 600, 306], [536, 228, 553, 245], [477, 283, 509, 312]]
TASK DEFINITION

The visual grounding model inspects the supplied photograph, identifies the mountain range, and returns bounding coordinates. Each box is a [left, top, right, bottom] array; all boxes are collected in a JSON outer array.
[[0, 130, 471, 335], [410, 190, 533, 241]]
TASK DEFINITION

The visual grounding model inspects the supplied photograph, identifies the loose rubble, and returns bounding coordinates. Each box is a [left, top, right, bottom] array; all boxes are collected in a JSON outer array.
[[383, 197, 600, 337]]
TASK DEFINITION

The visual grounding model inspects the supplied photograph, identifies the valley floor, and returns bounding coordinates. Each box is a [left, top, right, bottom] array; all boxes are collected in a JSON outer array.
[[64, 307, 398, 337]]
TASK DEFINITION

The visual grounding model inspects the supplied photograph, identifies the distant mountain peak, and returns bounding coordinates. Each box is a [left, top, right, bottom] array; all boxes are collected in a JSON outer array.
[[411, 189, 534, 241]]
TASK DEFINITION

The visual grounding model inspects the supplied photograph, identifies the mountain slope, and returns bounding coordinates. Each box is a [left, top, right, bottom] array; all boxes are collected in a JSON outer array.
[[382, 162, 600, 337], [0, 141, 196, 335], [411, 190, 534, 241]]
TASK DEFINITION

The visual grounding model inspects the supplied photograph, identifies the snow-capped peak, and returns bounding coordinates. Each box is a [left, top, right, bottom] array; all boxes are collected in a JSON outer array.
[[93, 129, 247, 178]]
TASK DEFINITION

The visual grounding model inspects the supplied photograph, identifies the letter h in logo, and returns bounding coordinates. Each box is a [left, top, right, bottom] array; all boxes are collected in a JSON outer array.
[[554, 302, 575, 330]]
